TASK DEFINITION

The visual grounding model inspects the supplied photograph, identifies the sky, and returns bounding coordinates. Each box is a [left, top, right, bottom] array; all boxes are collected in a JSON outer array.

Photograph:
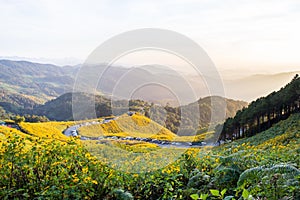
[[0, 0, 300, 73]]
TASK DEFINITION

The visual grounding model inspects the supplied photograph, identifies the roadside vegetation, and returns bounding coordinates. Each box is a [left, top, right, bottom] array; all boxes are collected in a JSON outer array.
[[0, 75, 299, 199], [0, 113, 299, 199]]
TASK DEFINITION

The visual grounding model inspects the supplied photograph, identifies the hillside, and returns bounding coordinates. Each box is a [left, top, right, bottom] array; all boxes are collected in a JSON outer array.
[[0, 75, 298, 199], [0, 60, 77, 116], [217, 113, 300, 151], [209, 113, 300, 199], [181, 96, 247, 130], [30, 93, 247, 133], [79, 113, 176, 140], [0, 111, 299, 199], [0, 60, 76, 102], [19, 121, 75, 141], [0, 92, 38, 116], [219, 74, 300, 141]]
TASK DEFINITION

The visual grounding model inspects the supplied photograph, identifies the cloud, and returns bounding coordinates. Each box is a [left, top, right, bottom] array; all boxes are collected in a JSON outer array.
[[0, 0, 299, 72]]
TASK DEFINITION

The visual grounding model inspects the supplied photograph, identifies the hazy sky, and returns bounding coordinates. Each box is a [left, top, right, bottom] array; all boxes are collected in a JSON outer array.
[[0, 0, 300, 73]]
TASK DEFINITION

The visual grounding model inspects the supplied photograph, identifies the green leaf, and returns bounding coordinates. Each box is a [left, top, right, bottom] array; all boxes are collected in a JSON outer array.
[[224, 196, 235, 200], [22, 193, 30, 198], [190, 194, 199, 200], [242, 189, 250, 199], [200, 193, 209, 200], [221, 188, 227, 196], [210, 189, 220, 197]]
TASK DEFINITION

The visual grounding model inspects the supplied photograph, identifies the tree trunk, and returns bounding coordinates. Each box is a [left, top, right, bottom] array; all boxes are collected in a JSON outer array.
[[256, 115, 260, 133]]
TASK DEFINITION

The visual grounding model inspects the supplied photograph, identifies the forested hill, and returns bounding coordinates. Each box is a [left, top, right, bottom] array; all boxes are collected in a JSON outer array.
[[0, 59, 76, 102], [218, 74, 300, 141], [30, 93, 247, 133]]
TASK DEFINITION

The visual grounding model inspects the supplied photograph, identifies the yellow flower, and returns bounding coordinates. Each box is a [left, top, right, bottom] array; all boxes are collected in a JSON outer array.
[[92, 180, 98, 185], [82, 167, 88, 173], [84, 176, 92, 183], [73, 178, 79, 183], [85, 153, 91, 158], [52, 162, 61, 166]]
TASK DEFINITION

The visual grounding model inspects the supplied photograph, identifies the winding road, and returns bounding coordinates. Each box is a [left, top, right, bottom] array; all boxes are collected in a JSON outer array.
[[62, 118, 208, 148], [64, 121, 101, 137]]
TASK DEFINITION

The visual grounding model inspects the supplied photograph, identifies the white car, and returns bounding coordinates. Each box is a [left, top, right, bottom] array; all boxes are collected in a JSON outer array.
[[71, 130, 78, 136]]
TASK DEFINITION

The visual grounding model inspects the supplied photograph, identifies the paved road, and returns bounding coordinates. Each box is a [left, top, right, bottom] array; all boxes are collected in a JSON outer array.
[[62, 118, 212, 147], [63, 121, 101, 136]]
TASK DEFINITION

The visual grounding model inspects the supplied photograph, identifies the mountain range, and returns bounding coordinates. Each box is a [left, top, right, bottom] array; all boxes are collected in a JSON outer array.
[[0, 59, 298, 132], [0, 60, 251, 132], [1, 59, 298, 104]]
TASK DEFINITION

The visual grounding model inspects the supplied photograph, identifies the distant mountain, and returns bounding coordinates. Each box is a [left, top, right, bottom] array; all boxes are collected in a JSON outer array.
[[222, 71, 300, 102], [0, 56, 83, 66], [0, 91, 38, 115], [183, 96, 248, 125], [33, 92, 112, 121], [163, 96, 248, 134], [0, 59, 77, 102], [1, 59, 298, 106], [0, 59, 248, 132], [0, 60, 216, 106]]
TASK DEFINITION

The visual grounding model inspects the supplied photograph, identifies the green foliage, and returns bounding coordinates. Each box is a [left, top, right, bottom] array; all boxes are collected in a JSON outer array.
[[219, 74, 300, 141], [0, 113, 299, 199], [110, 189, 134, 200], [237, 164, 300, 199], [187, 172, 210, 189], [190, 193, 200, 200], [0, 59, 75, 104], [12, 115, 25, 123], [3, 91, 246, 134], [191, 188, 234, 200], [0, 106, 11, 120], [24, 114, 49, 122]]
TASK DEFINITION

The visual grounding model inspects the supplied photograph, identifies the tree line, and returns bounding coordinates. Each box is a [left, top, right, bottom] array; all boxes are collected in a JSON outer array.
[[217, 74, 300, 141]]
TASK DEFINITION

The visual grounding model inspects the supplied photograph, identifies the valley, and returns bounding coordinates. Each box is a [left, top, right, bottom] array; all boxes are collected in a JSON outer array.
[[1, 0, 300, 199], [0, 0, 300, 200], [0, 59, 299, 199], [1, 108, 299, 199]]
